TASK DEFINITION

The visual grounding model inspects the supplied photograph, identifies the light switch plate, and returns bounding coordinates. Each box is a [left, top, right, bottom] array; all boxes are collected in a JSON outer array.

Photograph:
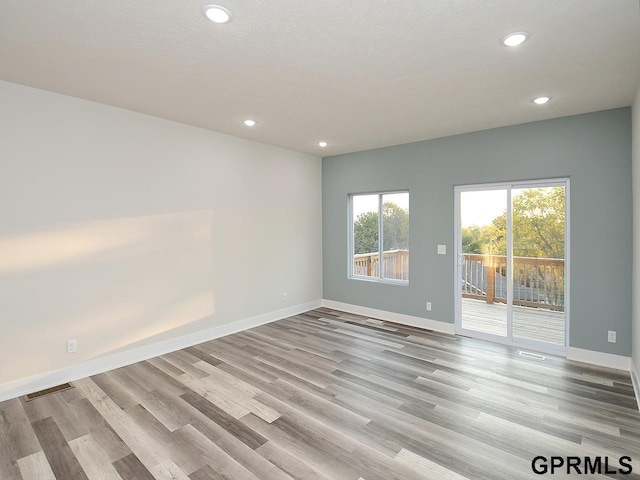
[[437, 244, 446, 255]]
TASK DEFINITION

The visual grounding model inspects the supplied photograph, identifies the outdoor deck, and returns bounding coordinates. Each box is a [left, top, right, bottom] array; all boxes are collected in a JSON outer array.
[[352, 251, 566, 346], [462, 297, 565, 345]]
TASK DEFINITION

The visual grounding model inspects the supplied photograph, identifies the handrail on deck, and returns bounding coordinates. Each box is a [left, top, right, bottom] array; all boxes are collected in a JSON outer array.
[[353, 249, 409, 280], [352, 251, 563, 311], [461, 253, 565, 311]]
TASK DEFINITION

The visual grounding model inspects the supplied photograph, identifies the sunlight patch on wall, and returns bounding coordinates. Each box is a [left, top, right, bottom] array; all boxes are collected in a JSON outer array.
[[0, 221, 147, 273], [0, 210, 216, 383], [105, 291, 216, 353], [0, 211, 212, 274]]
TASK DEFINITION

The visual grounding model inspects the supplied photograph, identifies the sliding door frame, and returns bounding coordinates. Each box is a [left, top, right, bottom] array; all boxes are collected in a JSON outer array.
[[453, 178, 570, 356]]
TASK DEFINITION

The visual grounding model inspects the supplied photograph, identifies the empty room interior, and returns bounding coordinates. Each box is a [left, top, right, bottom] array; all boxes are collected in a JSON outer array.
[[2, 1, 640, 479]]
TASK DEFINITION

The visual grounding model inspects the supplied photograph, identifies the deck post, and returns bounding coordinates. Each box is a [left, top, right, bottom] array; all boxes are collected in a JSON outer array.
[[486, 256, 495, 304]]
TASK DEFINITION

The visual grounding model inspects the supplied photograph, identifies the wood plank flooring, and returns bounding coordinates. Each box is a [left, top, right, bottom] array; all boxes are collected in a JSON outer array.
[[1, 308, 639, 479]]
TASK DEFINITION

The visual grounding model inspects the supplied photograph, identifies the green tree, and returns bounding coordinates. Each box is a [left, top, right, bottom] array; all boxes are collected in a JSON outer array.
[[462, 216, 507, 255], [485, 213, 508, 255], [354, 211, 379, 254], [382, 202, 409, 250], [462, 225, 487, 254], [462, 187, 564, 258], [512, 187, 565, 258], [354, 202, 409, 254], [478, 187, 564, 258]]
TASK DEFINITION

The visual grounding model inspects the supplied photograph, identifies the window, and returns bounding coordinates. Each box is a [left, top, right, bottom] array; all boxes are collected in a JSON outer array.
[[350, 191, 409, 283]]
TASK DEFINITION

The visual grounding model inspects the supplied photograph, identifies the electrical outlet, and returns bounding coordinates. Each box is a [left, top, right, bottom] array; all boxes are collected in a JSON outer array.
[[607, 331, 616, 343], [426, 302, 432, 311], [282, 293, 288, 302], [66, 339, 77, 354]]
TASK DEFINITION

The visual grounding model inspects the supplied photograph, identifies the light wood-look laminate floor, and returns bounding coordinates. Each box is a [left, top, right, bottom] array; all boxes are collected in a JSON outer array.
[[1, 308, 639, 480]]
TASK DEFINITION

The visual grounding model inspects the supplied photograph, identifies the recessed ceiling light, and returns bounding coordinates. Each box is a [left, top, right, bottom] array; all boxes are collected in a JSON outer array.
[[502, 32, 528, 47], [243, 119, 256, 127], [203, 5, 231, 24], [318, 141, 328, 147], [532, 96, 551, 105]]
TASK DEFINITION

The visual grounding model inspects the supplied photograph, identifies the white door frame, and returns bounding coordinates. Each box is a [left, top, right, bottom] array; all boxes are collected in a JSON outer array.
[[454, 178, 570, 356]]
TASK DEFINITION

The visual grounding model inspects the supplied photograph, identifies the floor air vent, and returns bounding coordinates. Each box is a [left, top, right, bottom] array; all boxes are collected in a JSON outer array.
[[25, 383, 74, 401], [518, 351, 546, 361]]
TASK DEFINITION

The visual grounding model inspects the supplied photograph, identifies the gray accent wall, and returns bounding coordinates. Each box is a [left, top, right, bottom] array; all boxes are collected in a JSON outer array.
[[323, 108, 632, 356], [632, 85, 640, 372]]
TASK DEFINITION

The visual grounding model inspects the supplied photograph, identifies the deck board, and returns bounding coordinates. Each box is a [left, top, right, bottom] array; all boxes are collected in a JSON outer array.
[[462, 298, 565, 345]]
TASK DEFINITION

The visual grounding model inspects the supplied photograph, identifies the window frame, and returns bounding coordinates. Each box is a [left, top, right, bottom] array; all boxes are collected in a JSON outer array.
[[348, 190, 409, 285]]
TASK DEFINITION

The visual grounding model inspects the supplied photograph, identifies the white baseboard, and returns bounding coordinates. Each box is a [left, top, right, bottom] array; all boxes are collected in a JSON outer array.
[[0, 300, 322, 403], [322, 301, 636, 374], [4, 299, 632, 404], [321, 299, 455, 335], [567, 347, 631, 371]]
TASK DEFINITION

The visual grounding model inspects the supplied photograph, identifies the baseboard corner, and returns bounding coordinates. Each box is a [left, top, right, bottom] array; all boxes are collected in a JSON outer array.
[[566, 347, 631, 372], [321, 299, 455, 334]]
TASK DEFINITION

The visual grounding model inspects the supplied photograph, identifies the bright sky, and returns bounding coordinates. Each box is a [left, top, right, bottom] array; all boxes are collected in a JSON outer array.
[[460, 190, 508, 227], [352, 193, 409, 218], [352, 190, 528, 226]]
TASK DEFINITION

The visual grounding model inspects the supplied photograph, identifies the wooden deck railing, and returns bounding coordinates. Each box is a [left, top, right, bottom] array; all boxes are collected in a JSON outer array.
[[461, 253, 564, 311], [353, 251, 563, 309], [353, 249, 409, 280]]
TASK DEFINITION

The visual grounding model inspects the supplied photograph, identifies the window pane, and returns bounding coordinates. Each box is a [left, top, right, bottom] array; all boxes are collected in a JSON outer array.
[[382, 192, 409, 280], [352, 194, 379, 277], [460, 189, 507, 336], [511, 186, 566, 345]]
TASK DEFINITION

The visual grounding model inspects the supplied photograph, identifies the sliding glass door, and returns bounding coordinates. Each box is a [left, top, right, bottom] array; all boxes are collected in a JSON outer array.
[[455, 180, 569, 354]]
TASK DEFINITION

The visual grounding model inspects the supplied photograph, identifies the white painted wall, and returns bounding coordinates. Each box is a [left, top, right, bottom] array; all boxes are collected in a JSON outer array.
[[633, 82, 640, 378], [0, 80, 322, 388]]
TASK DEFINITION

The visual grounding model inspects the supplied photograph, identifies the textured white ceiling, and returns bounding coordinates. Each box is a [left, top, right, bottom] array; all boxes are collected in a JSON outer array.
[[1, 0, 639, 156]]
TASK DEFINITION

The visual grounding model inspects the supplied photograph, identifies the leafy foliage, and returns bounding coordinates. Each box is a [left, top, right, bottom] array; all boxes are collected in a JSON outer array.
[[354, 211, 379, 254], [462, 187, 565, 259], [354, 202, 409, 254]]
